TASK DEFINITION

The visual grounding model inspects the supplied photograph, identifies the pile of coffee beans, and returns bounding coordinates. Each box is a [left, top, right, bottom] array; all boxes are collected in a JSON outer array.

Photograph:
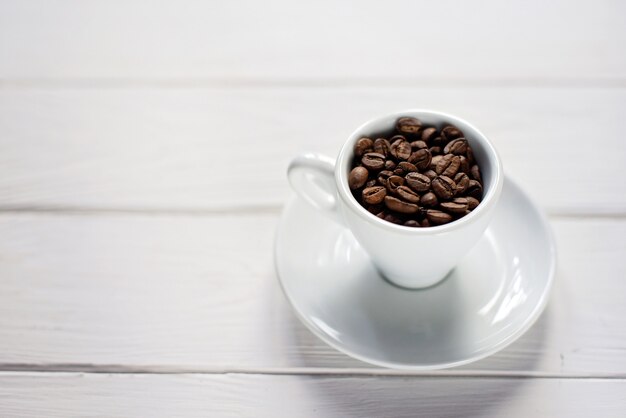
[[348, 117, 484, 227]]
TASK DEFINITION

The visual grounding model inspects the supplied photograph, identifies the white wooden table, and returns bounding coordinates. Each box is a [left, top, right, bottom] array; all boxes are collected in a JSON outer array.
[[1, 1, 625, 416]]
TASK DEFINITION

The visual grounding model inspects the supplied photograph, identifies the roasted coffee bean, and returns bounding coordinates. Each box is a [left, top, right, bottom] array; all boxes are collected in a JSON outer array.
[[405, 172, 431, 192], [466, 179, 483, 199], [386, 175, 405, 193], [394, 161, 418, 176], [429, 146, 442, 155], [466, 196, 480, 210], [467, 146, 476, 165], [470, 164, 482, 182], [444, 138, 468, 155], [426, 209, 453, 225], [410, 140, 428, 150], [435, 154, 460, 176], [384, 196, 419, 214], [404, 219, 420, 227], [390, 137, 412, 160], [377, 170, 394, 186], [396, 117, 422, 136], [430, 155, 443, 170], [454, 172, 470, 194], [376, 210, 387, 219], [383, 212, 404, 224], [421, 127, 438, 143], [458, 155, 470, 174], [385, 160, 396, 170], [441, 199, 468, 214], [423, 170, 438, 180], [364, 203, 384, 214], [432, 176, 456, 200], [441, 125, 463, 141], [348, 166, 369, 190], [396, 186, 420, 203], [408, 149, 432, 171], [366, 179, 377, 188], [362, 186, 387, 204], [354, 137, 374, 156], [421, 192, 438, 207], [361, 152, 386, 170], [420, 218, 431, 227], [374, 138, 391, 157]]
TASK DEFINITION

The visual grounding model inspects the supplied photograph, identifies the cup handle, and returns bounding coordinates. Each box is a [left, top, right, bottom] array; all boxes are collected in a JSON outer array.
[[287, 153, 343, 223]]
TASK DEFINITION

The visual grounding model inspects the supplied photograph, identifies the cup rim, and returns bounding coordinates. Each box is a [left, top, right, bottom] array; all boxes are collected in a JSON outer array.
[[335, 109, 503, 234]]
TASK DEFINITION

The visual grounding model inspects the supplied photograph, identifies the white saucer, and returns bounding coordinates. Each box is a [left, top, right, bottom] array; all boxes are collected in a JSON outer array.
[[275, 176, 556, 370]]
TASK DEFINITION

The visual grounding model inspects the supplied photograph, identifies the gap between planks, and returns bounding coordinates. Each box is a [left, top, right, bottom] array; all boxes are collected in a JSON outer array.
[[0, 365, 624, 380], [0, 205, 624, 220], [2, 77, 626, 90]]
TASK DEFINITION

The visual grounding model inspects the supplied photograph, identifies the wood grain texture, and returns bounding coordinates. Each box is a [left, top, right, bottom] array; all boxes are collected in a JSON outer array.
[[1, 87, 625, 213], [0, 373, 624, 417], [0, 213, 623, 375], [0, 0, 625, 81]]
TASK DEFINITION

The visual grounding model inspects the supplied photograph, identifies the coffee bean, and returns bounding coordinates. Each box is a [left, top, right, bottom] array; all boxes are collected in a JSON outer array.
[[394, 161, 418, 176], [442, 156, 461, 177], [362, 186, 387, 204], [408, 149, 432, 171], [348, 166, 369, 189], [426, 209, 453, 225], [441, 199, 468, 214], [470, 164, 482, 183], [385, 160, 396, 170], [384, 196, 419, 214], [421, 192, 438, 207], [366, 179, 377, 188], [364, 203, 384, 214], [441, 125, 464, 141], [421, 127, 438, 143], [467, 146, 476, 165], [432, 176, 456, 200], [376, 210, 387, 219], [354, 137, 374, 157], [466, 179, 483, 199], [420, 218, 431, 227], [377, 170, 394, 186], [444, 138, 468, 155], [390, 137, 412, 160], [429, 146, 442, 155], [430, 155, 443, 170], [466, 196, 480, 210], [383, 212, 404, 224], [435, 154, 459, 176], [405, 172, 431, 192], [423, 170, 438, 180], [396, 186, 420, 204], [396, 117, 422, 136], [454, 172, 470, 194], [458, 155, 470, 173], [374, 138, 391, 157], [386, 175, 405, 193], [404, 219, 420, 227], [410, 140, 428, 150], [361, 152, 386, 170]]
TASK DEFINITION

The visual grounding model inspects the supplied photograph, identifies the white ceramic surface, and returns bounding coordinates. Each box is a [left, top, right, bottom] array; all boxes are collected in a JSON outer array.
[[275, 176, 556, 370], [288, 110, 503, 289]]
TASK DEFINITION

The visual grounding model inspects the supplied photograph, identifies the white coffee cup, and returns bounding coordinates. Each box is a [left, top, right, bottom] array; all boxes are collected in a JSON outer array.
[[288, 110, 503, 289]]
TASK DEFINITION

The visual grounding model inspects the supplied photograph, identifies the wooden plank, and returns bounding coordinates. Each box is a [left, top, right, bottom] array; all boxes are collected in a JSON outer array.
[[0, 373, 624, 417], [0, 87, 625, 213], [0, 0, 624, 81], [0, 213, 623, 375]]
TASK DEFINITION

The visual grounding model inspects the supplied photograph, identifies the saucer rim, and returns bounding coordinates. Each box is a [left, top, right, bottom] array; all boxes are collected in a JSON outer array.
[[274, 175, 557, 370]]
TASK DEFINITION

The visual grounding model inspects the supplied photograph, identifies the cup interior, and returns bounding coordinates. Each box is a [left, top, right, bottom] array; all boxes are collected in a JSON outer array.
[[336, 110, 502, 231]]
